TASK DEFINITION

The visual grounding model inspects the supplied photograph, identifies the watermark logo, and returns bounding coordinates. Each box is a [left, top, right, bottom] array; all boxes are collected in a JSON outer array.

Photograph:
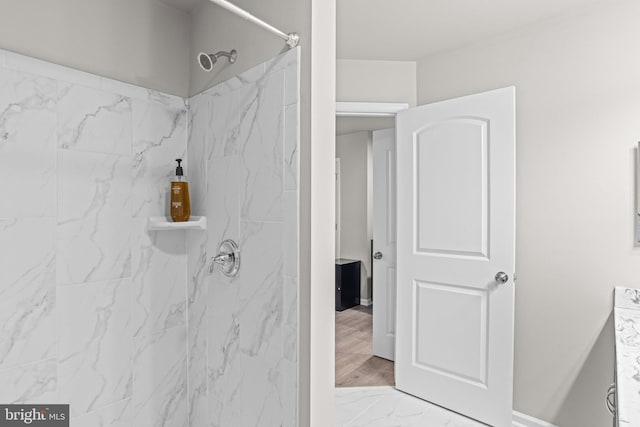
[[0, 405, 68, 426]]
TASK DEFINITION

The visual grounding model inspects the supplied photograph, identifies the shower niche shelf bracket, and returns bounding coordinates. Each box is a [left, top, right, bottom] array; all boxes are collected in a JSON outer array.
[[148, 216, 207, 231]]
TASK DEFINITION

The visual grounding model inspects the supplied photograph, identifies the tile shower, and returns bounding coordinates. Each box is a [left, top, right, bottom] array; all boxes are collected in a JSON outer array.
[[0, 47, 299, 427]]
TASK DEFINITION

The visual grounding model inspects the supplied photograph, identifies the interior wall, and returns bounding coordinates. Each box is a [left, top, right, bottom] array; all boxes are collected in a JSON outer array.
[[336, 131, 373, 303], [308, 2, 337, 426], [0, 49, 190, 425], [188, 1, 336, 426], [0, 0, 190, 96], [337, 59, 417, 107], [186, 48, 300, 427], [416, 1, 640, 425]]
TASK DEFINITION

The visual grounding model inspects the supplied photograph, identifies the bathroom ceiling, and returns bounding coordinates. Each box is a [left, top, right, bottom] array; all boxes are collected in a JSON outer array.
[[338, 0, 604, 60]]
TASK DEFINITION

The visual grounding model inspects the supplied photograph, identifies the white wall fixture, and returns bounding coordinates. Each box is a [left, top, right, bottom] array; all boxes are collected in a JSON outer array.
[[148, 216, 207, 230]]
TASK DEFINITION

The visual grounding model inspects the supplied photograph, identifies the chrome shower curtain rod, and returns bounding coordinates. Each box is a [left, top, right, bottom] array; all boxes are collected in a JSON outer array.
[[206, 0, 300, 48]]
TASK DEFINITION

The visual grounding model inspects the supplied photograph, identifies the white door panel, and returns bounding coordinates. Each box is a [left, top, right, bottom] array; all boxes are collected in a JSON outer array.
[[372, 128, 396, 361], [415, 118, 488, 257], [395, 87, 515, 427]]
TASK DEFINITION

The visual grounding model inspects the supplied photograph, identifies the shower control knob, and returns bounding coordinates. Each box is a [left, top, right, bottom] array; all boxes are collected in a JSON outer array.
[[208, 239, 241, 278], [373, 252, 383, 260], [495, 272, 509, 284]]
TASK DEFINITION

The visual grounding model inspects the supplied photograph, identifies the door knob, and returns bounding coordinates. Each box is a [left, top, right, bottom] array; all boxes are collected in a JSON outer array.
[[373, 251, 383, 260], [495, 272, 509, 284]]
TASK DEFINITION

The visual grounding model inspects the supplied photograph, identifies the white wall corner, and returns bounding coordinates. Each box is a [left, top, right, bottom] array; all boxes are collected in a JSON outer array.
[[360, 298, 372, 306], [513, 411, 559, 427]]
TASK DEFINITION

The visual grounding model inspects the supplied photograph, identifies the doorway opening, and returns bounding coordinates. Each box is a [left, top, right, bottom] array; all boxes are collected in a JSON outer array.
[[334, 102, 405, 388], [333, 89, 516, 427]]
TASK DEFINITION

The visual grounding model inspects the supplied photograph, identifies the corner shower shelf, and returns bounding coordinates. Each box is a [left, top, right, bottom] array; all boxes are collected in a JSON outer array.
[[148, 216, 207, 231]]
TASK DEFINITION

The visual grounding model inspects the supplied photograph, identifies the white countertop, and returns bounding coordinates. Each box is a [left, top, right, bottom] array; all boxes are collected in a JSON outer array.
[[614, 287, 640, 425]]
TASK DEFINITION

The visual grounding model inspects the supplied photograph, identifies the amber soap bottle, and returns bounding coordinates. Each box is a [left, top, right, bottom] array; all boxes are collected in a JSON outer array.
[[170, 159, 191, 222]]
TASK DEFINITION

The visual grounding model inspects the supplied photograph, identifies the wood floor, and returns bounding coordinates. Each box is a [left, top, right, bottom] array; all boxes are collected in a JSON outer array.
[[335, 305, 395, 387]]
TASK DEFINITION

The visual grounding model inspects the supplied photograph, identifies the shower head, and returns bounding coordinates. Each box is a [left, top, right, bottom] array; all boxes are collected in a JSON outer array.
[[198, 52, 216, 72], [197, 49, 238, 72]]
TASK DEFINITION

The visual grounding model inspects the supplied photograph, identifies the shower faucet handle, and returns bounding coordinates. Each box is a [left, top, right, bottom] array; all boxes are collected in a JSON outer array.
[[212, 252, 232, 265], [208, 239, 241, 278]]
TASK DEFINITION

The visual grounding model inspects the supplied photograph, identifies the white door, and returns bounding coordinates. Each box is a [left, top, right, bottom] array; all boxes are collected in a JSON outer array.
[[372, 128, 397, 361], [395, 87, 516, 427]]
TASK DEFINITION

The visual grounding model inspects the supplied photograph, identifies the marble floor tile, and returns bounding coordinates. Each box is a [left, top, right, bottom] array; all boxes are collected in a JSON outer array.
[[336, 386, 394, 426], [336, 387, 487, 427]]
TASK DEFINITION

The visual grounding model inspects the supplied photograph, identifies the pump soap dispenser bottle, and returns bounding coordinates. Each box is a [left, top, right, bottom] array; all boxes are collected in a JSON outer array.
[[170, 159, 191, 222]]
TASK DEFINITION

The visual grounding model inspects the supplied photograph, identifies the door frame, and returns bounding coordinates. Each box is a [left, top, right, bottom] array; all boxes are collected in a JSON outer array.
[[335, 158, 341, 258], [333, 101, 408, 366], [336, 102, 408, 118]]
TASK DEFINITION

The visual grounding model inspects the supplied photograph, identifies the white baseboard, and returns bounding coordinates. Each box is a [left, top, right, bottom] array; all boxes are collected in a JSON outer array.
[[513, 411, 558, 427], [360, 298, 372, 306]]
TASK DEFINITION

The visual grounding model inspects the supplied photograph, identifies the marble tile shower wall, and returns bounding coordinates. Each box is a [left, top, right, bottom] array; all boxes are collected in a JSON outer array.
[[0, 49, 190, 426], [0, 47, 299, 427], [186, 48, 299, 427]]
